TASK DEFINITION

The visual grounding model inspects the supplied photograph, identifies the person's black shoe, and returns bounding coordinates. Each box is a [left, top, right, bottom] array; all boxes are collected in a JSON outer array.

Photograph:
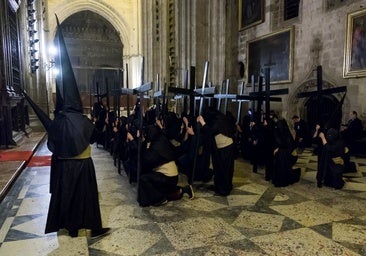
[[182, 185, 194, 199], [69, 230, 78, 238], [91, 228, 111, 239], [317, 182, 323, 188], [153, 199, 168, 206]]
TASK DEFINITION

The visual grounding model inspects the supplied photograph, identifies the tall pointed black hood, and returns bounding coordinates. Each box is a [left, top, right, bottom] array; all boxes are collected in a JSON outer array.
[[46, 15, 95, 158], [54, 15, 83, 113]]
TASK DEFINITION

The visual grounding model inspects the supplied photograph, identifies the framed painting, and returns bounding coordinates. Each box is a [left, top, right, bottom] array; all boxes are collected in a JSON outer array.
[[246, 27, 294, 84], [343, 8, 366, 78], [238, 0, 264, 31]]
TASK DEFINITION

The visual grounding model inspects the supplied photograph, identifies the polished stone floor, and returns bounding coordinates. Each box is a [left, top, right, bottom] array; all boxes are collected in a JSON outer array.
[[0, 133, 366, 255]]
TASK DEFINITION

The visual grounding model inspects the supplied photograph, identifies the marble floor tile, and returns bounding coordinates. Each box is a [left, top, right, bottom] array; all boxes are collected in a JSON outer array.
[[356, 192, 366, 199], [158, 217, 245, 250], [320, 196, 366, 217], [355, 158, 366, 165], [250, 228, 360, 256], [16, 196, 50, 216], [359, 215, 366, 221], [332, 222, 366, 245], [282, 182, 340, 200], [344, 172, 364, 178], [1, 134, 366, 255], [90, 227, 162, 255], [0, 235, 88, 256], [177, 197, 227, 212], [232, 210, 285, 232], [108, 205, 149, 227], [305, 161, 318, 171], [204, 245, 267, 256], [236, 182, 268, 195], [17, 184, 30, 199], [301, 170, 317, 182], [0, 217, 13, 243], [28, 168, 50, 185], [227, 194, 262, 207], [270, 200, 353, 227], [343, 181, 366, 191]]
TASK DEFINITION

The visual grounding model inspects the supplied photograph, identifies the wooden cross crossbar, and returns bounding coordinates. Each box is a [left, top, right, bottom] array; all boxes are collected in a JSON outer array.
[[194, 86, 216, 98], [214, 94, 237, 99], [168, 86, 215, 97], [92, 92, 108, 98], [296, 65, 347, 129], [235, 89, 288, 103], [237, 68, 289, 121], [236, 95, 284, 102], [153, 90, 163, 98], [133, 82, 152, 94], [249, 88, 289, 97], [297, 66, 347, 99], [111, 82, 152, 96], [111, 88, 134, 95], [167, 85, 213, 116], [297, 86, 347, 98], [213, 79, 232, 112]]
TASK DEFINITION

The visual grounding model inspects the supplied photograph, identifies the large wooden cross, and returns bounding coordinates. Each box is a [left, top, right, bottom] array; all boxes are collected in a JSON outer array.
[[214, 79, 237, 113], [134, 57, 153, 187], [213, 79, 251, 124], [297, 65, 347, 129], [237, 65, 289, 122], [168, 67, 195, 116], [168, 64, 214, 116]]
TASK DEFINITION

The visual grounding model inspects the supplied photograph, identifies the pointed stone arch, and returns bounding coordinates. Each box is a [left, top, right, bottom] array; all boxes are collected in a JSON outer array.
[[287, 68, 345, 130], [48, 0, 130, 57]]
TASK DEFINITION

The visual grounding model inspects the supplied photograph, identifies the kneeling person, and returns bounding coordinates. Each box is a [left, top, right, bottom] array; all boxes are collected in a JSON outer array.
[[138, 125, 193, 207]]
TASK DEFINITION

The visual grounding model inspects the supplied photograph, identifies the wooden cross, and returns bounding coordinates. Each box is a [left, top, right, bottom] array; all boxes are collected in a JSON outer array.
[[237, 68, 289, 122], [214, 79, 237, 113], [168, 67, 195, 116], [297, 65, 347, 128], [168, 64, 214, 116], [135, 57, 153, 187]]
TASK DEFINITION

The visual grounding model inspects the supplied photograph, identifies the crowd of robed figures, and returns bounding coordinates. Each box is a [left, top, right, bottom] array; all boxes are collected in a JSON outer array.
[[93, 102, 364, 204], [25, 14, 362, 240]]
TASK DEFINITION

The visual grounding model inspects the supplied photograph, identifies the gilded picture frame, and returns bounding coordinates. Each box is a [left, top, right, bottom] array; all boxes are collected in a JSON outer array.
[[343, 8, 366, 78], [246, 27, 294, 84], [238, 0, 264, 31]]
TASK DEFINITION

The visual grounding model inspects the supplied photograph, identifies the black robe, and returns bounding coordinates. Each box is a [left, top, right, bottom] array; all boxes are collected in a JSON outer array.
[[271, 119, 301, 187], [318, 129, 345, 189], [203, 109, 237, 196], [45, 111, 103, 234], [137, 126, 180, 207]]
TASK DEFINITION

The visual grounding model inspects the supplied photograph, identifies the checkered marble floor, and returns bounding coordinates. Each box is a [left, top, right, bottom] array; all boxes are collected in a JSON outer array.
[[0, 142, 366, 255]]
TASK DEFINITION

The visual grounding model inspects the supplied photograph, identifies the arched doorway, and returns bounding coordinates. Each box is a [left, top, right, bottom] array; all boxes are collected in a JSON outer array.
[[305, 94, 342, 131], [57, 10, 123, 115]]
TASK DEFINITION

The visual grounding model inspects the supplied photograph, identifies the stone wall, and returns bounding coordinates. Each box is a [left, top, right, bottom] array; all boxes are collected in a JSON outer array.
[[239, 0, 366, 124]]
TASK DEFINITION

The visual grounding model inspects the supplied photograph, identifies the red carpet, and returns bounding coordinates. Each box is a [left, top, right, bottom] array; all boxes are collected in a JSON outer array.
[[0, 151, 33, 162], [28, 156, 52, 167]]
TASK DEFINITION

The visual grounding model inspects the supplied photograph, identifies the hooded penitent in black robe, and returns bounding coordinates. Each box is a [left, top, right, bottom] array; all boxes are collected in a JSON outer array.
[[317, 128, 345, 189], [45, 111, 103, 234], [271, 118, 301, 187], [138, 125, 180, 206], [26, 16, 104, 235], [202, 108, 237, 196]]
